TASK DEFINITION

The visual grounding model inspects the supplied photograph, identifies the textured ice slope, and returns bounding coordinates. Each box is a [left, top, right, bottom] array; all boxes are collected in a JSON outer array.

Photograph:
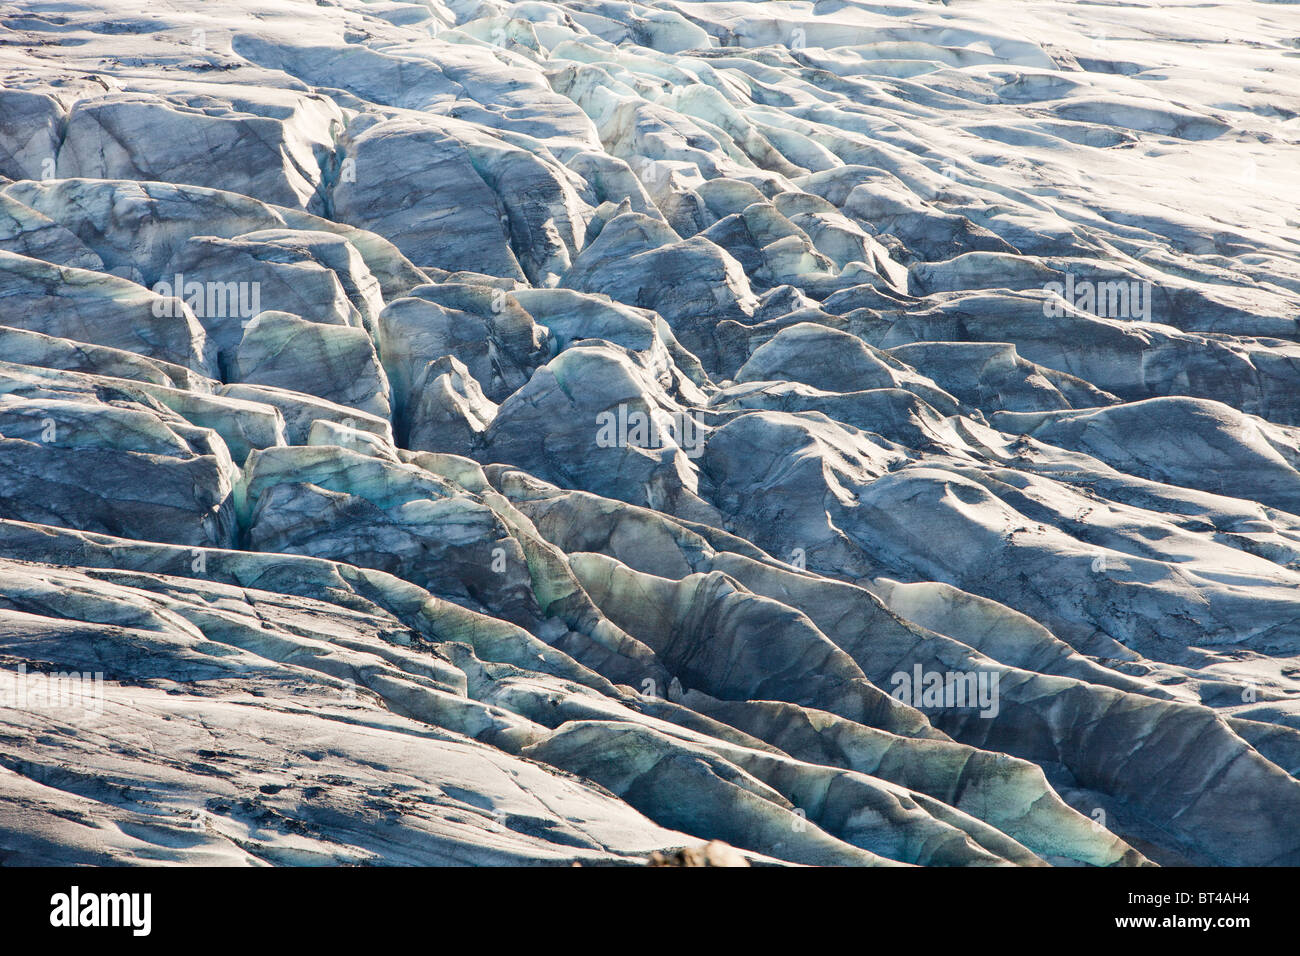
[[0, 0, 1298, 865]]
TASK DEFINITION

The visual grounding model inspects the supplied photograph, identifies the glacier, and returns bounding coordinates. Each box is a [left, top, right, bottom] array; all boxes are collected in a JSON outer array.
[[0, 0, 1298, 866]]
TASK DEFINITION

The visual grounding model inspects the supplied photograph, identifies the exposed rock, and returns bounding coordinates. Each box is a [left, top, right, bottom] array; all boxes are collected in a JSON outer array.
[[646, 840, 750, 867]]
